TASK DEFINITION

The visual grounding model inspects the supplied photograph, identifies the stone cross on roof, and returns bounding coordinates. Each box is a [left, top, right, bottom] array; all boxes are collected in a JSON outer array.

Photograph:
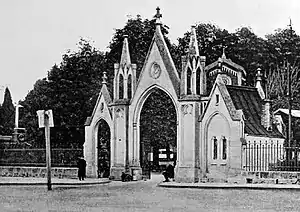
[[222, 46, 227, 59], [102, 71, 107, 84], [154, 7, 162, 25]]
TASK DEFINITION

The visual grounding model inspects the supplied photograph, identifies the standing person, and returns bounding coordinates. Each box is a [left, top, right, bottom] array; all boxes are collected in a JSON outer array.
[[162, 163, 174, 182], [77, 156, 86, 181]]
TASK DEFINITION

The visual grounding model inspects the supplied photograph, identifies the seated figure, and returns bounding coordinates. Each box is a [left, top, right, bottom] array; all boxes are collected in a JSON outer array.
[[121, 172, 133, 182], [162, 163, 174, 182]]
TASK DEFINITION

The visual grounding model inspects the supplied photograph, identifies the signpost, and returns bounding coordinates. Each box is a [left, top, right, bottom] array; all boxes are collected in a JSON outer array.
[[37, 109, 54, 191]]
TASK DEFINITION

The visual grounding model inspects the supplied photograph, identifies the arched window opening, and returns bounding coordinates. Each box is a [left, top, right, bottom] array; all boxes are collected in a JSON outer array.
[[119, 74, 124, 99], [186, 68, 192, 95], [128, 74, 132, 99], [196, 67, 201, 95], [213, 136, 218, 160], [222, 136, 227, 160]]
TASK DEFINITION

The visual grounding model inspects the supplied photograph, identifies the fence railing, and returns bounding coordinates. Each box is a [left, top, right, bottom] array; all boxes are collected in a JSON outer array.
[[0, 148, 83, 167], [242, 140, 300, 172]]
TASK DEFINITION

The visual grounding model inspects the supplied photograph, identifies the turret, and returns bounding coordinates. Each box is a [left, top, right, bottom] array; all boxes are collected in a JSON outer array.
[[113, 35, 137, 101]]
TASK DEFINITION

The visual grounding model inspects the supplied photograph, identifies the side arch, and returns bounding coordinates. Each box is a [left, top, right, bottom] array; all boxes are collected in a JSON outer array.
[[93, 117, 113, 178]]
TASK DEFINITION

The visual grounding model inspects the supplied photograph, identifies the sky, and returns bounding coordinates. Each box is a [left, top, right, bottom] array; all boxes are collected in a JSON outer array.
[[0, 0, 299, 104]]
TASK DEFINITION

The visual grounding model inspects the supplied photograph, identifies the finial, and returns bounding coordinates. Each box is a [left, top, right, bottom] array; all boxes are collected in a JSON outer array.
[[188, 25, 199, 56], [256, 68, 262, 81], [154, 7, 162, 25], [222, 46, 227, 59], [120, 35, 131, 66], [255, 68, 265, 99], [102, 71, 107, 84]]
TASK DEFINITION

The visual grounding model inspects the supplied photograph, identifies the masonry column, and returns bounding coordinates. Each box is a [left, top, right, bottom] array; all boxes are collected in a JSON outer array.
[[175, 101, 201, 183]]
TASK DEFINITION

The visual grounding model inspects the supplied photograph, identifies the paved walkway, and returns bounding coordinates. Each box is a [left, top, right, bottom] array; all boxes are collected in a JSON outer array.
[[0, 177, 110, 186], [158, 181, 300, 190], [3, 174, 300, 190]]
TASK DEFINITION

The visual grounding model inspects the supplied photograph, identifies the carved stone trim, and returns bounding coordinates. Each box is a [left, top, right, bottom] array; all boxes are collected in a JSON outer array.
[[149, 62, 162, 79], [181, 104, 193, 115], [115, 108, 124, 118]]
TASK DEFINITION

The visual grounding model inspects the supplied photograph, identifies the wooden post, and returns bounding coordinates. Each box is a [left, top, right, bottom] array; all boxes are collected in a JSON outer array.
[[45, 113, 52, 191], [37, 109, 54, 191]]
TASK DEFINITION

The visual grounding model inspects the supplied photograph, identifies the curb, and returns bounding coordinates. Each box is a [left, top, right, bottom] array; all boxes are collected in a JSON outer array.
[[0, 180, 111, 186], [158, 183, 300, 190]]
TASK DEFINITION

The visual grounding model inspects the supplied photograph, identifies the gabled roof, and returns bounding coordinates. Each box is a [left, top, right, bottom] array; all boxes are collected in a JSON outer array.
[[84, 84, 112, 126], [205, 57, 246, 76], [136, 24, 180, 97], [226, 85, 283, 138]]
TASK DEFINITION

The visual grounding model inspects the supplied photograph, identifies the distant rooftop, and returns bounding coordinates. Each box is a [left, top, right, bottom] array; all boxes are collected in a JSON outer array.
[[274, 109, 300, 118]]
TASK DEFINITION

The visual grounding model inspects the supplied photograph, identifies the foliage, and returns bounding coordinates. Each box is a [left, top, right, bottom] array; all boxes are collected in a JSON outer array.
[[107, 15, 176, 77], [140, 88, 177, 166], [0, 87, 15, 135], [16, 12, 300, 151], [19, 39, 107, 148]]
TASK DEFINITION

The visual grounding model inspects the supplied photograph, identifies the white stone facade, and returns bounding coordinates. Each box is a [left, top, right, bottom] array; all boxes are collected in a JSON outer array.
[[84, 8, 284, 182]]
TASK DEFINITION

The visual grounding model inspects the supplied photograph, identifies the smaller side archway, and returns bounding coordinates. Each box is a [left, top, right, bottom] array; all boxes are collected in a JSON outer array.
[[94, 118, 112, 178]]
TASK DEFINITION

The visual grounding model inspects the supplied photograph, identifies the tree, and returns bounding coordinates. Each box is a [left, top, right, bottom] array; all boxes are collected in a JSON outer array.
[[0, 87, 15, 135], [19, 39, 107, 148], [107, 15, 176, 77], [140, 89, 177, 168]]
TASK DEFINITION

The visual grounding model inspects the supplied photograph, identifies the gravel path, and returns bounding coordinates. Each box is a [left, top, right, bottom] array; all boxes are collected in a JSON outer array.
[[1, 174, 300, 212]]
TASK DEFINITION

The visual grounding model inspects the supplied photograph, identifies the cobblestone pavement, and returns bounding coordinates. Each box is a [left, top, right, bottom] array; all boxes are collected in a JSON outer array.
[[1, 173, 300, 212]]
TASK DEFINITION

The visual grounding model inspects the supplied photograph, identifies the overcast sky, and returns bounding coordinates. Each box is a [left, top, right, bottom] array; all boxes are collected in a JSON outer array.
[[0, 0, 299, 103]]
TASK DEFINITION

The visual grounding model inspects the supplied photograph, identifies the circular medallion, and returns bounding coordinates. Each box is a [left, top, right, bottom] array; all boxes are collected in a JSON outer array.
[[221, 75, 231, 85], [150, 63, 161, 79]]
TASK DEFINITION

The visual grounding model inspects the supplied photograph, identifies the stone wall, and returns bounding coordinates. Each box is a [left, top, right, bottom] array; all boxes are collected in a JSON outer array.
[[0, 166, 78, 178]]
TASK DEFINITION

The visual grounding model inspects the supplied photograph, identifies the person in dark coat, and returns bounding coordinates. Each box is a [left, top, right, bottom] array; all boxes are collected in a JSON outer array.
[[162, 163, 174, 182], [77, 157, 87, 181]]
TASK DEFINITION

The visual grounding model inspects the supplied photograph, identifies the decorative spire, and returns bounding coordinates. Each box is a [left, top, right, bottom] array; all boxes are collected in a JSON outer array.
[[154, 7, 162, 25], [188, 25, 199, 56], [102, 71, 107, 84], [120, 35, 131, 66], [222, 46, 227, 59]]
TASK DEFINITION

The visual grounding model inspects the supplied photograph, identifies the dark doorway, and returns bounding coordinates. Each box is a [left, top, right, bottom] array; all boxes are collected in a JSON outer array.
[[97, 119, 110, 178], [139, 88, 177, 179]]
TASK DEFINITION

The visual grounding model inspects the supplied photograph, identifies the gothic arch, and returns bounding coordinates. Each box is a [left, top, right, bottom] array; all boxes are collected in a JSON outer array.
[[92, 117, 113, 177], [131, 84, 179, 169]]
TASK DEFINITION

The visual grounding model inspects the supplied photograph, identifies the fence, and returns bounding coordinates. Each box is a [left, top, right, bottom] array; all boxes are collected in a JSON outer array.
[[0, 148, 83, 167], [242, 140, 300, 172]]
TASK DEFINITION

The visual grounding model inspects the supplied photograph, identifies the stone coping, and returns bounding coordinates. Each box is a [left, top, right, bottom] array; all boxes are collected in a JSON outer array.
[[0, 177, 110, 186], [158, 181, 300, 190]]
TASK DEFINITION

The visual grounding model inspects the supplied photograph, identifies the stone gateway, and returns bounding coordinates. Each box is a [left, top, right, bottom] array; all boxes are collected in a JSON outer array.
[[84, 8, 284, 182]]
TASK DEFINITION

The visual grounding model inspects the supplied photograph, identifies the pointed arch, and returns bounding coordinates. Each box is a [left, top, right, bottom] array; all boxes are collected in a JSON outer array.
[[128, 74, 132, 99], [119, 74, 124, 99], [196, 67, 201, 95], [186, 67, 192, 95]]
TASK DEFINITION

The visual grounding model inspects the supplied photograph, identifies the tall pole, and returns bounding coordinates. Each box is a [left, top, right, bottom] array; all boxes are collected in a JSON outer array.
[[288, 19, 293, 147], [45, 113, 52, 190]]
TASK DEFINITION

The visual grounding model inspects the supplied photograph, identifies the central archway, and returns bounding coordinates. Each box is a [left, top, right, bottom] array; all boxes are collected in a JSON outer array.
[[137, 87, 178, 179]]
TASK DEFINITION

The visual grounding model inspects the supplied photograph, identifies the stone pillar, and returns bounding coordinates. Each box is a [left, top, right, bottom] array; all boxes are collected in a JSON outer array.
[[176, 102, 201, 183], [110, 105, 128, 180], [261, 99, 272, 130], [84, 125, 97, 177]]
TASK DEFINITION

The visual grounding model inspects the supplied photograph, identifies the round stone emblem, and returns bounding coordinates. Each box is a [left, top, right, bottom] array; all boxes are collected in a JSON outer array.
[[150, 63, 161, 79]]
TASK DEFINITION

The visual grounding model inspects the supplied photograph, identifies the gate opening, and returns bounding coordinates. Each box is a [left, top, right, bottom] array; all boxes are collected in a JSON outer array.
[[97, 119, 110, 178], [139, 88, 177, 179]]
